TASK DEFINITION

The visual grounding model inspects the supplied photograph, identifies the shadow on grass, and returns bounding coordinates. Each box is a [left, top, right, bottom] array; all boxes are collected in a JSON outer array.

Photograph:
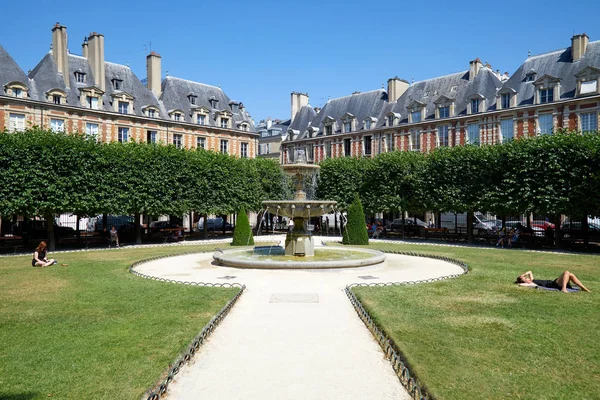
[[0, 393, 40, 400]]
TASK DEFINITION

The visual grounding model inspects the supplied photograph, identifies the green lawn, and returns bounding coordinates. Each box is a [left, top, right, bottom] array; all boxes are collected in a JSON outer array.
[[0, 245, 238, 399], [352, 243, 600, 400]]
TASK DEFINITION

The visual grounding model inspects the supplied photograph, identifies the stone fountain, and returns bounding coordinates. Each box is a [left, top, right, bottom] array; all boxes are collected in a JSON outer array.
[[262, 151, 336, 256], [212, 150, 386, 269]]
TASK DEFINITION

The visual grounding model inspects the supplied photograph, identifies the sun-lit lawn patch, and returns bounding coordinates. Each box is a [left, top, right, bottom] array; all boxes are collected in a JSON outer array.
[[352, 243, 600, 400], [0, 245, 238, 399]]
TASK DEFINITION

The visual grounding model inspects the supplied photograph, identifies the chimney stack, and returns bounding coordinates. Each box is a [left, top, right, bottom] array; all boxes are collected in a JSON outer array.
[[87, 32, 105, 91], [81, 37, 88, 58], [469, 58, 482, 81], [146, 51, 162, 97], [387, 77, 409, 102], [290, 92, 309, 122], [51, 23, 70, 89], [571, 33, 589, 62]]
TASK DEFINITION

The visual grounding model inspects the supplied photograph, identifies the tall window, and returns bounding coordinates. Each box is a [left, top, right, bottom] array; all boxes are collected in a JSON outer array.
[[53, 95, 61, 105], [241, 142, 249, 158], [538, 114, 554, 135], [75, 72, 86, 83], [147, 108, 156, 118], [50, 119, 65, 132], [86, 123, 99, 137], [439, 106, 449, 119], [343, 122, 352, 133], [173, 134, 183, 149], [9, 113, 25, 132], [325, 125, 333, 135], [112, 79, 123, 90], [118, 127, 129, 142], [386, 133, 395, 152], [197, 137, 206, 149], [365, 120, 372, 130], [580, 112, 598, 132], [410, 129, 421, 151], [326, 142, 332, 158], [147, 130, 157, 143], [173, 113, 181, 121], [196, 114, 205, 125], [343, 138, 351, 157], [363, 136, 372, 156], [500, 119, 514, 142], [471, 99, 480, 114], [437, 126, 449, 147], [501, 93, 511, 109], [539, 88, 554, 103], [387, 115, 394, 126], [13, 88, 22, 98], [220, 139, 228, 154], [467, 123, 479, 145], [87, 96, 98, 110], [221, 118, 229, 128], [411, 111, 421, 123], [118, 101, 129, 114]]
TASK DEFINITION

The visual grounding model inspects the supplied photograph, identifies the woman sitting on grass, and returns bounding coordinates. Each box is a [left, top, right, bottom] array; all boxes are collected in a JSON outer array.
[[516, 270, 591, 293], [32, 241, 56, 267]]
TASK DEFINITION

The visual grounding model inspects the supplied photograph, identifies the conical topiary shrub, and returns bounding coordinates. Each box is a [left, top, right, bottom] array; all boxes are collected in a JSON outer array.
[[231, 207, 254, 246], [342, 194, 369, 245]]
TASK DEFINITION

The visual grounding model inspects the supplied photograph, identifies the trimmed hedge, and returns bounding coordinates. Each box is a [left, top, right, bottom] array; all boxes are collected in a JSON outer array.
[[343, 194, 369, 245], [231, 207, 254, 246]]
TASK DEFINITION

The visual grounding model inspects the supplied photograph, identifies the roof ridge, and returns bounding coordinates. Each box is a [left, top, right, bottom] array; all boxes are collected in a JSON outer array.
[[528, 39, 600, 60], [411, 70, 467, 85], [326, 88, 384, 102], [165, 75, 222, 90]]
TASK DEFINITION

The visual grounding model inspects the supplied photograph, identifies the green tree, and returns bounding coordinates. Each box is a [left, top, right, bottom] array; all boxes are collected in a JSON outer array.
[[231, 207, 254, 246], [317, 157, 370, 211], [342, 194, 369, 245]]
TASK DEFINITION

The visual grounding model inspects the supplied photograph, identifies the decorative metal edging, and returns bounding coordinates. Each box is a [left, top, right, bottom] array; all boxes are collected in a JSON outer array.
[[129, 251, 246, 400], [345, 250, 469, 400]]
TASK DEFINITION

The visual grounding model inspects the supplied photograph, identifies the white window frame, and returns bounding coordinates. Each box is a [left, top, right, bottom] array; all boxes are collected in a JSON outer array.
[[173, 134, 183, 149], [197, 114, 206, 125], [9, 113, 25, 132], [241, 142, 249, 158], [221, 118, 229, 128], [87, 96, 99, 110], [437, 126, 449, 147], [85, 122, 99, 137], [50, 118, 65, 132], [538, 114, 554, 135], [363, 136, 372, 156], [467, 123, 479, 145], [220, 139, 229, 154], [410, 129, 421, 152], [197, 136, 206, 149], [147, 130, 157, 143], [500, 118, 514, 142], [580, 112, 598, 132], [118, 101, 129, 114], [118, 127, 129, 142]]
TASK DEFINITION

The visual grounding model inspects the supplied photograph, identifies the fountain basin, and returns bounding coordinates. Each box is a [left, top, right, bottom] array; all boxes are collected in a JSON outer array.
[[263, 200, 337, 219], [213, 246, 386, 269]]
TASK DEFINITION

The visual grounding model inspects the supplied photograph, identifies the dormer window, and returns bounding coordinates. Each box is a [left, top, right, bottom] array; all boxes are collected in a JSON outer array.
[[525, 70, 537, 82], [112, 79, 123, 90], [365, 120, 372, 130], [188, 94, 197, 105], [75, 71, 86, 83], [438, 106, 449, 118], [79, 86, 104, 109], [539, 88, 553, 103], [575, 66, 600, 96], [240, 123, 249, 132], [45, 88, 67, 105], [411, 111, 421, 123], [220, 117, 229, 128], [408, 100, 425, 123], [192, 106, 210, 126], [386, 112, 400, 126], [230, 101, 239, 113], [4, 81, 28, 98], [118, 101, 129, 114], [343, 122, 352, 133], [471, 98, 480, 114], [364, 117, 377, 130], [209, 98, 219, 109], [174, 113, 182, 121], [340, 113, 355, 133], [197, 114, 205, 125], [323, 116, 335, 135], [87, 96, 98, 109], [501, 93, 511, 109], [142, 105, 159, 118], [325, 125, 333, 135], [388, 115, 394, 126], [111, 92, 134, 114]]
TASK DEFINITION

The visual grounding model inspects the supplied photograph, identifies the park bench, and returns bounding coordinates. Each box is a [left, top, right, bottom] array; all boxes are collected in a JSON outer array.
[[0, 235, 24, 253]]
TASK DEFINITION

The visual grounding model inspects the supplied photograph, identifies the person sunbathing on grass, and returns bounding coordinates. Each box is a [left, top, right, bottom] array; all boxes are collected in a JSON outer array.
[[516, 270, 591, 293]]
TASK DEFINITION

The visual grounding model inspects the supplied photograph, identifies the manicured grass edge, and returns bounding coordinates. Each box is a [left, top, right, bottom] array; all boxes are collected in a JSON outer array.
[[129, 251, 246, 400], [346, 250, 469, 400]]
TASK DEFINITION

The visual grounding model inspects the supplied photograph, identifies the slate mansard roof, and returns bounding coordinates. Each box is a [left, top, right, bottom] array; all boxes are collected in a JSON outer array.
[[0, 44, 32, 91], [1, 45, 255, 133], [501, 40, 600, 105], [388, 68, 502, 123]]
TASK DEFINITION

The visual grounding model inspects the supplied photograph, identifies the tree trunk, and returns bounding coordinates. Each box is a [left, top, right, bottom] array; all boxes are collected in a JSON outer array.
[[553, 214, 562, 249], [467, 211, 474, 244], [401, 212, 406, 240], [45, 213, 56, 251], [135, 212, 142, 244], [203, 214, 208, 239], [75, 215, 81, 240], [581, 213, 589, 250], [102, 213, 108, 232], [334, 211, 338, 235]]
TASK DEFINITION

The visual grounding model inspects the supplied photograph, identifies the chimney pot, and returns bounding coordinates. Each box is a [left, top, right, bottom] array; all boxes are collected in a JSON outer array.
[[571, 33, 589, 61], [146, 51, 162, 97]]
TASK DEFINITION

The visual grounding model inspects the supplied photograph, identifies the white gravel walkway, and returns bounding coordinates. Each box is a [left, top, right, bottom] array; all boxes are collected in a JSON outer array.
[[134, 241, 464, 400]]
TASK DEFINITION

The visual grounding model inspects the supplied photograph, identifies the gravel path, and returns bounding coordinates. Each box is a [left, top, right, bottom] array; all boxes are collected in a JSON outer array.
[[134, 242, 464, 400]]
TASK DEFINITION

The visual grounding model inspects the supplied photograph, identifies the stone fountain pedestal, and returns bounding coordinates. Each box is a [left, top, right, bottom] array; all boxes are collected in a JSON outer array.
[[285, 217, 315, 256]]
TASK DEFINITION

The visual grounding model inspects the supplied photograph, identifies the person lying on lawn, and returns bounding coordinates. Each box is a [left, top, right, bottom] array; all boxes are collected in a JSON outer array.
[[516, 270, 591, 293]]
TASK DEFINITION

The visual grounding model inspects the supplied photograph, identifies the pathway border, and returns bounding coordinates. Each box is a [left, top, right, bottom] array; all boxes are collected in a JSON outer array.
[[129, 252, 246, 400], [345, 250, 470, 400]]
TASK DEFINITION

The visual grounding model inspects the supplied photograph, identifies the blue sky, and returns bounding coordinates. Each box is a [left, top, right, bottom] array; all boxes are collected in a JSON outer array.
[[1, 0, 599, 123]]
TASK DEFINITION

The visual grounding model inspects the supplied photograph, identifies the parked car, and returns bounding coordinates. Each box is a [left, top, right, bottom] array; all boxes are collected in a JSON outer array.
[[504, 221, 545, 237], [149, 221, 179, 234], [196, 217, 234, 231], [560, 221, 600, 233], [532, 220, 555, 230], [390, 217, 428, 234], [89, 215, 136, 232]]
